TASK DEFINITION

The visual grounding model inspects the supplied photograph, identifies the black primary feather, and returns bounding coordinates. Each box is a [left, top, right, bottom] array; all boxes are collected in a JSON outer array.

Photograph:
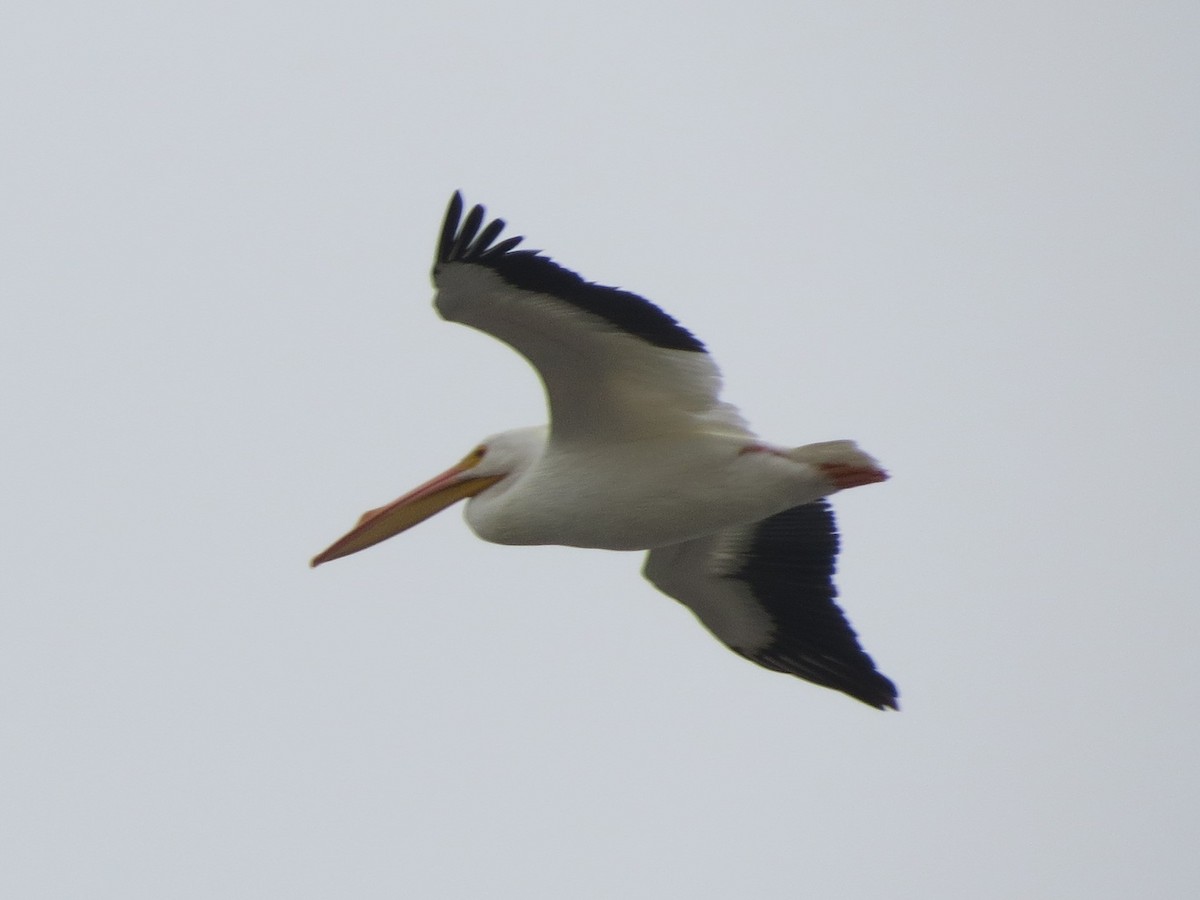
[[434, 192, 706, 353], [731, 501, 898, 710]]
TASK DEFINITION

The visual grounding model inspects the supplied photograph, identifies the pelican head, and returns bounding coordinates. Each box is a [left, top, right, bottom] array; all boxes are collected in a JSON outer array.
[[310, 427, 545, 567]]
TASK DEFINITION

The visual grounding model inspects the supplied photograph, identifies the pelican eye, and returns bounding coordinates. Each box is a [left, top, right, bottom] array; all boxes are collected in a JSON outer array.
[[461, 446, 487, 468]]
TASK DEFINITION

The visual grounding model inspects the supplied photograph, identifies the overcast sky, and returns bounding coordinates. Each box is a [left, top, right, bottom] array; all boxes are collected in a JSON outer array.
[[4, 2, 1198, 897]]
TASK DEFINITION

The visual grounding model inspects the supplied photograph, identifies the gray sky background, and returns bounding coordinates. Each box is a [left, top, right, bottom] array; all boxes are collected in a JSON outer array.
[[4, 2, 1198, 897]]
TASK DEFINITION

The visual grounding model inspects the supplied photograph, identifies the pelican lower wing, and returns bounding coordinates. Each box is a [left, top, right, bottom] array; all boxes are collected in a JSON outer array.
[[643, 500, 898, 710]]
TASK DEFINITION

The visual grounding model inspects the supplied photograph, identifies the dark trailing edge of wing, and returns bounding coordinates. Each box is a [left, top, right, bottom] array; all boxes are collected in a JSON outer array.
[[731, 501, 899, 710], [434, 192, 706, 353]]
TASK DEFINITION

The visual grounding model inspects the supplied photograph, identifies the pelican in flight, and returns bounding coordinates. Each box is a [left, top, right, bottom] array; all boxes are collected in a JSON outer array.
[[313, 193, 897, 709]]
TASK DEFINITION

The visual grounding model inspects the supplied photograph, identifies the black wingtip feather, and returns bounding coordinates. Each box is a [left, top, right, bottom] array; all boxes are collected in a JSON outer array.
[[452, 203, 485, 262], [433, 192, 706, 353], [468, 217, 507, 258], [735, 501, 900, 710], [437, 192, 464, 266]]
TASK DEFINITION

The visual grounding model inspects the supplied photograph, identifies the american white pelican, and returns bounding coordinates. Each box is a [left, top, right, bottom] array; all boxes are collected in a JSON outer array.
[[313, 193, 897, 709]]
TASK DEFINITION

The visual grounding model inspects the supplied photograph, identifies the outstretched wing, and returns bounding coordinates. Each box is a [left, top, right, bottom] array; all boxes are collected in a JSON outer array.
[[431, 192, 750, 443], [643, 500, 898, 709]]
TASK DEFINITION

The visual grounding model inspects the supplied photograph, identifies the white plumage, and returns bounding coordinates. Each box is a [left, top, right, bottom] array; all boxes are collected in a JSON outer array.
[[313, 193, 897, 709]]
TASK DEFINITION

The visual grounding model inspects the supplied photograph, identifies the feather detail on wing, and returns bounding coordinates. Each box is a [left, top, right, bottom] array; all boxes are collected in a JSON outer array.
[[431, 192, 751, 443], [643, 500, 898, 709]]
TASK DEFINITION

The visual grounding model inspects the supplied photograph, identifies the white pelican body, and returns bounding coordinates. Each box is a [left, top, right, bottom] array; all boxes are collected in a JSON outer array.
[[463, 426, 874, 551], [313, 194, 898, 709]]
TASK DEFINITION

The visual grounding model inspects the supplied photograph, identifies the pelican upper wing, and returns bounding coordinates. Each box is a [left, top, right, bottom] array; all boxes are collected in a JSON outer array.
[[431, 193, 750, 443], [643, 500, 898, 709]]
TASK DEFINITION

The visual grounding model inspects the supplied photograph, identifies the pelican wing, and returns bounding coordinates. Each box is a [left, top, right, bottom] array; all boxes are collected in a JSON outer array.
[[643, 500, 898, 709], [431, 192, 750, 443]]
